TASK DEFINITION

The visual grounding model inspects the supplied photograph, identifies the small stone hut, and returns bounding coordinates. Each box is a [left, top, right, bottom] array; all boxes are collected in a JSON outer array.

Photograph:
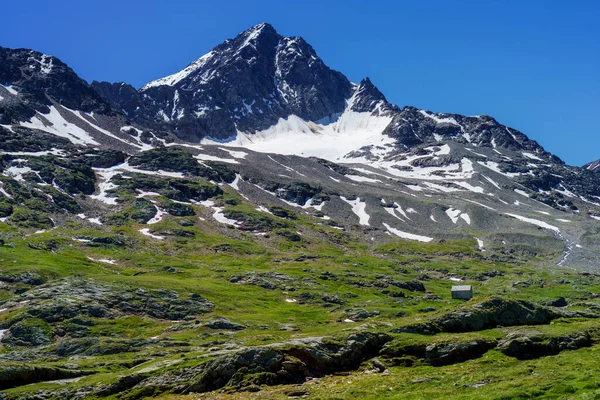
[[451, 285, 473, 300]]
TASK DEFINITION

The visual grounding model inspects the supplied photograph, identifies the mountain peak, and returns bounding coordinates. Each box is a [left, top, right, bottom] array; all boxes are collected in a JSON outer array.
[[350, 77, 396, 114], [233, 22, 281, 51], [242, 22, 278, 38]]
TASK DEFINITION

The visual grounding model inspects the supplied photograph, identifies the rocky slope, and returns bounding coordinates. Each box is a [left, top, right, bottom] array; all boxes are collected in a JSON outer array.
[[585, 159, 600, 172]]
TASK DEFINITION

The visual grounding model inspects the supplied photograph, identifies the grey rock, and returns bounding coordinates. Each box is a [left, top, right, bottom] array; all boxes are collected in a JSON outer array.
[[425, 339, 497, 366], [498, 331, 592, 360], [204, 317, 246, 331]]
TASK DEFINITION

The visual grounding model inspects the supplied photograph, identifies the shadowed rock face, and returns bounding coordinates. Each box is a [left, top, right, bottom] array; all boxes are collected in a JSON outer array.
[[90, 81, 141, 118], [0, 46, 114, 124], [0, 365, 92, 390], [584, 159, 600, 172]]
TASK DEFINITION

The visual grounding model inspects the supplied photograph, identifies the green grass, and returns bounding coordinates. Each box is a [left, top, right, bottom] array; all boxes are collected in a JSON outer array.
[[1, 192, 599, 399]]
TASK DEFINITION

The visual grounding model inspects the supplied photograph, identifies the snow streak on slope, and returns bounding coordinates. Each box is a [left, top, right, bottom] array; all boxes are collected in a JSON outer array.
[[340, 196, 370, 226], [505, 213, 560, 233], [142, 51, 217, 89], [383, 223, 433, 242], [21, 106, 99, 146]]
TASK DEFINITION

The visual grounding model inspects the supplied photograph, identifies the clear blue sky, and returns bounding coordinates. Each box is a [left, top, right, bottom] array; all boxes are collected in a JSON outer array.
[[1, 0, 598, 166]]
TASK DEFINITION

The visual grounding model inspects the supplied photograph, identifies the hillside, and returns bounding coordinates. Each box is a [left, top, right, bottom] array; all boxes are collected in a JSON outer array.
[[0, 23, 600, 399]]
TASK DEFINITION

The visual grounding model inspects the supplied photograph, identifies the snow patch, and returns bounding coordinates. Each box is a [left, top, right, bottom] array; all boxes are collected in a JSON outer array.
[[341, 196, 370, 226], [147, 207, 166, 224], [20, 106, 99, 146], [383, 223, 433, 242], [346, 175, 381, 183], [475, 238, 485, 251], [88, 257, 117, 265], [139, 228, 165, 240], [195, 153, 239, 164], [505, 213, 560, 233]]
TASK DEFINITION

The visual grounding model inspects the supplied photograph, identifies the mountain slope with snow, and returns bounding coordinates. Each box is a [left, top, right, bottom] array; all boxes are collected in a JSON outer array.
[[0, 23, 598, 269]]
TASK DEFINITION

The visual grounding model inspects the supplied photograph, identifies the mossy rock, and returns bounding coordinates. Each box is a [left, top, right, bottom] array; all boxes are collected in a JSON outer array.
[[0, 202, 13, 218], [395, 297, 561, 335], [104, 211, 129, 226], [224, 210, 289, 231], [129, 148, 199, 173], [3, 317, 53, 346], [129, 198, 157, 223], [168, 180, 222, 202], [47, 189, 82, 213], [268, 206, 297, 220], [9, 209, 53, 229], [165, 201, 195, 217], [276, 229, 302, 242]]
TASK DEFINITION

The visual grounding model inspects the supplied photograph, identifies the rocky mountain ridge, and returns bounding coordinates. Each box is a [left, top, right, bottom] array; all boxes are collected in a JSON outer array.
[[0, 23, 598, 271], [89, 23, 557, 159]]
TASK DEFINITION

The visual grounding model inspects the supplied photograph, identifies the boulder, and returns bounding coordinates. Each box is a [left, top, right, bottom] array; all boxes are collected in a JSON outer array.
[[204, 317, 245, 331], [425, 339, 497, 366], [182, 332, 391, 394], [542, 297, 568, 307], [498, 331, 592, 360], [344, 308, 380, 321]]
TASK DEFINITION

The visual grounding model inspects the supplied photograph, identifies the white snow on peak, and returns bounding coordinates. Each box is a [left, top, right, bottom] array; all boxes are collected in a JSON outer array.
[[522, 152, 543, 161], [241, 23, 269, 50], [142, 50, 217, 90], [28, 54, 54, 74], [419, 110, 460, 126], [204, 109, 394, 161]]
